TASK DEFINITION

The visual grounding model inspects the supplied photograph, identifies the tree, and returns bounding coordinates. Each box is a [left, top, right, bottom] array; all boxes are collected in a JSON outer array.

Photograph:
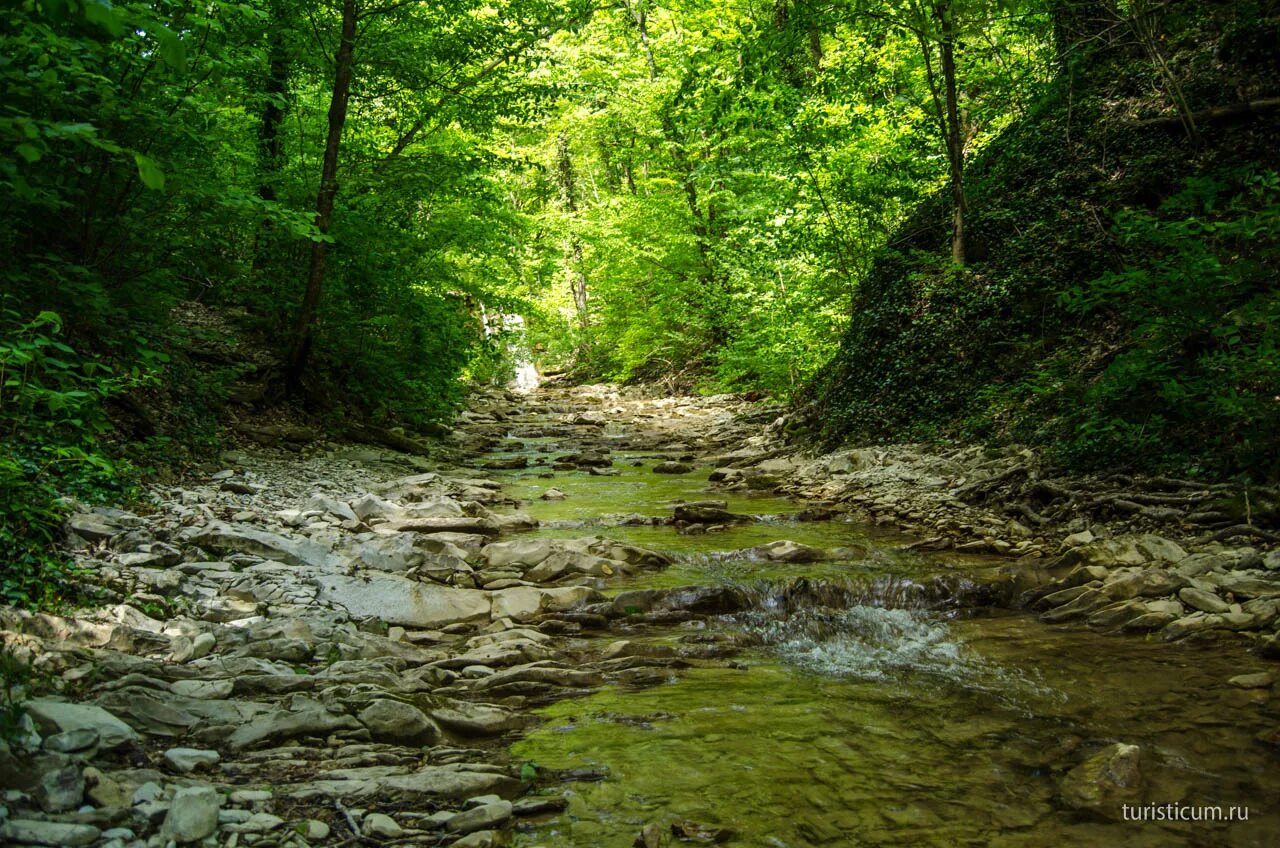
[[286, 0, 357, 391]]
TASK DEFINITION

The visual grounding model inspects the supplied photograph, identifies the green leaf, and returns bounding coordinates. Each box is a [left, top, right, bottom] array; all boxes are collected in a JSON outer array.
[[133, 153, 166, 191], [83, 0, 125, 37], [156, 28, 188, 74], [15, 144, 42, 163]]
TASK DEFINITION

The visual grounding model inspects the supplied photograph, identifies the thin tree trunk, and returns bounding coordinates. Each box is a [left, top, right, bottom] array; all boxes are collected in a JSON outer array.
[[937, 2, 967, 265], [626, 0, 659, 80], [1128, 0, 1200, 147], [286, 0, 357, 392], [256, 7, 289, 203], [556, 133, 590, 331], [251, 3, 290, 272]]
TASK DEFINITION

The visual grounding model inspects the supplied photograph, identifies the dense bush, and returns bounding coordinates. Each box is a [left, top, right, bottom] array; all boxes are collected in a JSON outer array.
[[0, 309, 144, 609]]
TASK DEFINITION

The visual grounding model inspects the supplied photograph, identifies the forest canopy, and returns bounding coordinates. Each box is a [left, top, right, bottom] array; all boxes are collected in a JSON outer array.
[[2, 0, 1278, 572]]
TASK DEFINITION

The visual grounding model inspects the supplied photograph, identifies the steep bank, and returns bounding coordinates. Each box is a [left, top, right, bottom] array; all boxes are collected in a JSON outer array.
[[802, 0, 1280, 478]]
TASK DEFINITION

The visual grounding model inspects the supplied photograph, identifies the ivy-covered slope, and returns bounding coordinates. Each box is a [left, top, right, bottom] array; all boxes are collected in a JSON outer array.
[[802, 0, 1280, 480]]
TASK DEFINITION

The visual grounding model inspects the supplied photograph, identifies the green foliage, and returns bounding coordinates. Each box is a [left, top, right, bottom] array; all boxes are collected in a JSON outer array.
[[518, 0, 1051, 396], [807, 0, 1280, 479], [0, 648, 34, 745], [1050, 171, 1280, 474], [0, 308, 145, 609]]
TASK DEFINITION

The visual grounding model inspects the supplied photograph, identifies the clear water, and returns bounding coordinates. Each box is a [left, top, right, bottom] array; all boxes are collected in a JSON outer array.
[[478, 435, 1280, 847]]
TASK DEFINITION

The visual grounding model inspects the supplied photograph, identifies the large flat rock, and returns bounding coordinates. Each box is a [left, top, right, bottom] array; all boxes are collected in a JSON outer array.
[[183, 522, 342, 570], [25, 700, 139, 750], [284, 764, 520, 802], [489, 586, 602, 621], [315, 574, 491, 627]]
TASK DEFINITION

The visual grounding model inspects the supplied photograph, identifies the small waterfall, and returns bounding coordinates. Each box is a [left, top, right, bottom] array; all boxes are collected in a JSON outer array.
[[744, 604, 968, 681], [481, 310, 540, 392], [707, 575, 1051, 704], [503, 314, 540, 392]]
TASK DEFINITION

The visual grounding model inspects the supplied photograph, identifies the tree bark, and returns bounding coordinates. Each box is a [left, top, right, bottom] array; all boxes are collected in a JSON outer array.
[[937, 2, 967, 265], [286, 0, 357, 392], [556, 133, 590, 330], [251, 2, 291, 272], [256, 4, 289, 204], [625, 0, 659, 81]]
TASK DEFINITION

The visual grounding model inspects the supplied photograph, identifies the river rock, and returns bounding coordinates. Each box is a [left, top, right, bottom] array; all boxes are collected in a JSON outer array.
[[67, 513, 123, 542], [308, 494, 358, 522], [314, 573, 491, 627], [163, 747, 221, 774], [1062, 529, 1096, 548], [227, 705, 361, 751], [162, 785, 222, 843], [654, 461, 693, 474], [429, 702, 525, 737], [481, 456, 527, 470], [386, 516, 501, 536], [286, 763, 520, 802], [748, 540, 827, 563], [1087, 600, 1146, 629], [183, 521, 342, 569], [1205, 571, 1280, 599], [1162, 613, 1223, 641], [1228, 672, 1273, 689], [32, 753, 83, 812], [24, 700, 138, 750], [612, 585, 748, 616], [168, 679, 234, 700], [303, 820, 331, 840], [1059, 742, 1143, 817], [673, 504, 752, 524], [358, 699, 441, 744], [1179, 586, 1230, 614], [446, 800, 513, 834], [0, 819, 101, 847], [350, 493, 402, 521], [1120, 611, 1176, 633], [489, 586, 602, 621], [43, 727, 99, 753], [525, 551, 619, 582], [587, 540, 671, 567], [482, 538, 558, 568], [363, 813, 404, 838]]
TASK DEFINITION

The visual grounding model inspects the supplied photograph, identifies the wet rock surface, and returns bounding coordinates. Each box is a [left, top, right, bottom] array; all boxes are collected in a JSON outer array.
[[1, 382, 1276, 847]]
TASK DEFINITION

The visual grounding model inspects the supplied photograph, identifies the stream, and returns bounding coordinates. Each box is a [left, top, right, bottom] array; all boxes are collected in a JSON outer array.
[[476, 397, 1279, 847]]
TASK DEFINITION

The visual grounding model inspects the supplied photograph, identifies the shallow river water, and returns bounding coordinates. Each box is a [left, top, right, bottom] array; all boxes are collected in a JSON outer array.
[[486, 441, 1279, 847]]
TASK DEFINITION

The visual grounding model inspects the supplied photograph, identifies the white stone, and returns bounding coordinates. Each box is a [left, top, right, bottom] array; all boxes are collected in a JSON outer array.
[[314, 574, 490, 627]]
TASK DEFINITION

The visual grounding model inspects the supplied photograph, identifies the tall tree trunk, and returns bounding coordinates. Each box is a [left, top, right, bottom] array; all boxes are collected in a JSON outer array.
[[256, 6, 289, 204], [937, 2, 967, 264], [286, 0, 357, 392], [625, 0, 659, 80], [555, 133, 590, 330], [251, 3, 291, 272]]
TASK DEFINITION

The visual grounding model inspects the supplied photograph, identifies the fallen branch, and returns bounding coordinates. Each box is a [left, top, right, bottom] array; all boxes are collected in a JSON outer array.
[[1009, 502, 1049, 527], [345, 423, 433, 456], [954, 466, 1029, 501], [1127, 97, 1280, 131], [1196, 524, 1280, 545]]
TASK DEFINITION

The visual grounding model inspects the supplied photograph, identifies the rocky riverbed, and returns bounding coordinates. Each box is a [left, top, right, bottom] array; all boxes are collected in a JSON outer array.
[[1, 384, 1277, 847]]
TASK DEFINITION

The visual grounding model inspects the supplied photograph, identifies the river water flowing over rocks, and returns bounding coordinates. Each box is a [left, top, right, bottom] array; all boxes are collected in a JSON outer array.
[[2, 384, 1278, 848]]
